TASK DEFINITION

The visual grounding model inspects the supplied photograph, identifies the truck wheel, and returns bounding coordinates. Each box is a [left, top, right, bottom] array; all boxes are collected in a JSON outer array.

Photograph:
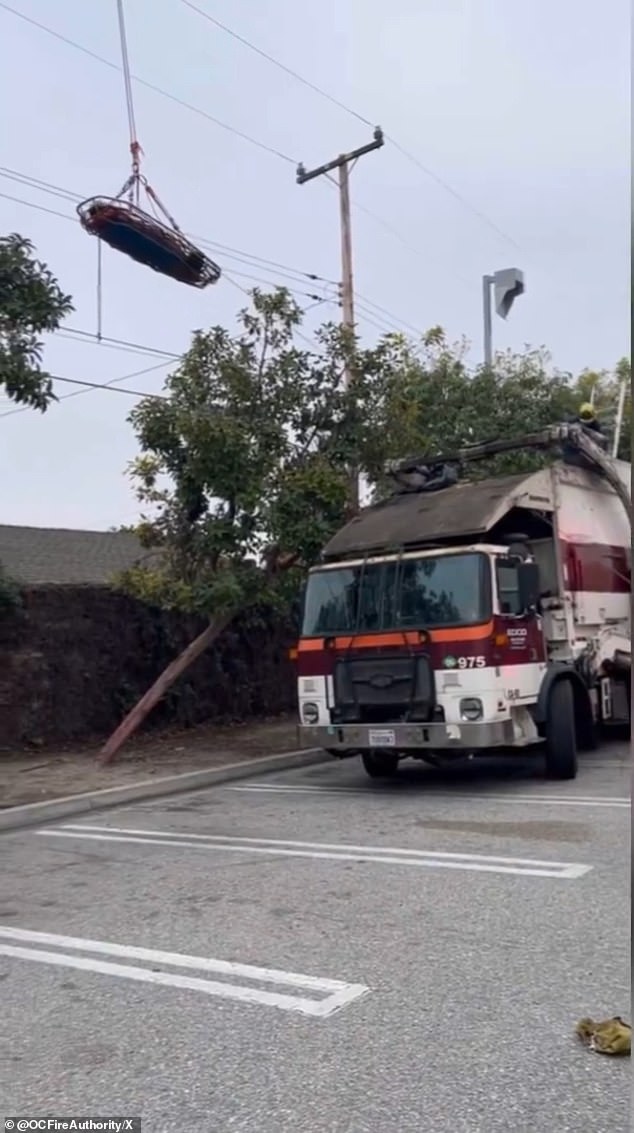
[[544, 680, 578, 780], [361, 750, 399, 779]]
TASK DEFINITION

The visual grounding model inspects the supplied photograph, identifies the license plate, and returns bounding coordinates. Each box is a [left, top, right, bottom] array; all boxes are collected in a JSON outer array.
[[368, 728, 396, 747]]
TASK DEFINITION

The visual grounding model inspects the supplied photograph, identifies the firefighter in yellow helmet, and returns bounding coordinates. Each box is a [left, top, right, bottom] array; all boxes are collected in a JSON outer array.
[[575, 401, 607, 448], [578, 402, 600, 429]]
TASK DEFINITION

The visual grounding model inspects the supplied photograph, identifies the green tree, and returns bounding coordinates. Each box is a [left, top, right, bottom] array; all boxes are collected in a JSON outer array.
[[0, 233, 73, 409], [103, 301, 628, 761], [101, 289, 398, 760], [366, 331, 586, 492]]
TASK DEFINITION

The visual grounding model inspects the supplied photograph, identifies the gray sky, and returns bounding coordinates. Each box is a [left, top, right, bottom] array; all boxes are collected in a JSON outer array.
[[1, 0, 630, 529]]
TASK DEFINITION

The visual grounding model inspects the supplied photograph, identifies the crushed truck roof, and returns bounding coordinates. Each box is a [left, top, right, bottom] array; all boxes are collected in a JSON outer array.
[[323, 472, 536, 559], [324, 458, 628, 559]]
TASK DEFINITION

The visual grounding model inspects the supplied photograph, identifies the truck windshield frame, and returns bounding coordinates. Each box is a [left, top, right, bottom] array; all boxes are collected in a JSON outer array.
[[302, 551, 491, 637]]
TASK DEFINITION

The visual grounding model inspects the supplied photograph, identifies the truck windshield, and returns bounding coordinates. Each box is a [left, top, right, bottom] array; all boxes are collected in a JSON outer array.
[[302, 552, 490, 636]]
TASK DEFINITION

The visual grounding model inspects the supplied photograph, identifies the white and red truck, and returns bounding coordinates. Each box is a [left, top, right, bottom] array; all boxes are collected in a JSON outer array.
[[294, 424, 631, 780]]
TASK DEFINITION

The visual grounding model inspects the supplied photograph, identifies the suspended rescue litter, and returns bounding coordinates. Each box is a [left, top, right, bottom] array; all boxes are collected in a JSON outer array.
[[77, 0, 221, 290], [77, 171, 221, 290]]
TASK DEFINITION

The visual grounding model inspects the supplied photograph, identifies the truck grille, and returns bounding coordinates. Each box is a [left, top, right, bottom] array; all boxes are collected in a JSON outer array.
[[331, 650, 435, 724]]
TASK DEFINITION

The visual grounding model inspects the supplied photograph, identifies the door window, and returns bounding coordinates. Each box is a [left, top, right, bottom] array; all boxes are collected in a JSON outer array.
[[496, 562, 523, 616]]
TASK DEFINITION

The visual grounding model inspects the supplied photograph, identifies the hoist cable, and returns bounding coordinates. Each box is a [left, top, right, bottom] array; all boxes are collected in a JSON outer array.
[[116, 0, 139, 158]]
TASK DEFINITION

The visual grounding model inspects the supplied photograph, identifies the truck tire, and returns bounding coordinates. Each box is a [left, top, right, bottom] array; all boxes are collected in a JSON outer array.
[[361, 750, 399, 779], [544, 679, 578, 780]]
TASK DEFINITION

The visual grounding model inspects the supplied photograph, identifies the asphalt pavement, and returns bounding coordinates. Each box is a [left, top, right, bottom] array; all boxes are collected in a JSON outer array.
[[1, 742, 631, 1132]]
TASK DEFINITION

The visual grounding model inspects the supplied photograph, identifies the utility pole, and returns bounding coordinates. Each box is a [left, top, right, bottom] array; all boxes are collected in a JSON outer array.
[[296, 127, 384, 512]]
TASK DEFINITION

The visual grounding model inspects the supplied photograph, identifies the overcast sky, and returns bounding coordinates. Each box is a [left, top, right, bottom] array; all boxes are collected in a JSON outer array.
[[1, 0, 629, 529]]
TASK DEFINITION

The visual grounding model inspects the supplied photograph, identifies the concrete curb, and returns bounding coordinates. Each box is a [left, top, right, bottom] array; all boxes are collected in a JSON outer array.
[[0, 746, 326, 833]]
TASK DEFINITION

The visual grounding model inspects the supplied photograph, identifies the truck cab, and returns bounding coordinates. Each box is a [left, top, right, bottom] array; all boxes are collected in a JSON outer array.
[[295, 451, 631, 782]]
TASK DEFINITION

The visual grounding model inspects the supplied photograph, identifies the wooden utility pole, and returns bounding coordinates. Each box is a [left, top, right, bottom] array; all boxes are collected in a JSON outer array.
[[296, 127, 384, 512]]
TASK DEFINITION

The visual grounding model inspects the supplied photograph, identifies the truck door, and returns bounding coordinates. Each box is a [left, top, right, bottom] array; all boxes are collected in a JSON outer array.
[[494, 558, 547, 703]]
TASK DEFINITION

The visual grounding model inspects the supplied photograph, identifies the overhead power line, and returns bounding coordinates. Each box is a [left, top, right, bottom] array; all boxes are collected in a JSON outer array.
[[181, 0, 375, 129], [0, 310, 327, 415], [0, 166, 337, 287], [0, 1, 297, 165], [52, 372, 168, 399], [51, 371, 169, 400], [227, 268, 328, 304], [355, 310, 396, 337], [319, 171, 471, 291], [0, 169, 420, 336], [0, 299, 409, 426], [223, 274, 326, 351], [0, 359, 173, 419], [0, 6, 486, 292], [0, 189, 75, 225], [0, 167, 78, 204], [0, 186, 331, 310], [353, 292, 421, 338], [61, 327, 182, 360], [386, 139, 523, 253], [179, 0, 525, 252], [1, 187, 418, 343]]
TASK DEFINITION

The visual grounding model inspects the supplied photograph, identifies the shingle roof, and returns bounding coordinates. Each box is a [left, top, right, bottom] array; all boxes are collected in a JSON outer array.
[[0, 524, 147, 585]]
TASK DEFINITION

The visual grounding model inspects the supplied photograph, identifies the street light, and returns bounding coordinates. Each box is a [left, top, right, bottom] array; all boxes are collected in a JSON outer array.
[[482, 267, 525, 367]]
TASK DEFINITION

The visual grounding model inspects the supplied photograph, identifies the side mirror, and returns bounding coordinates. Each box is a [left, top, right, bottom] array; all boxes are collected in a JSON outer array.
[[517, 561, 540, 614]]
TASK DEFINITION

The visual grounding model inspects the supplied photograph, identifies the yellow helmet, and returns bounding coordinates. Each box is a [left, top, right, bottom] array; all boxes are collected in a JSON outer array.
[[579, 402, 595, 421]]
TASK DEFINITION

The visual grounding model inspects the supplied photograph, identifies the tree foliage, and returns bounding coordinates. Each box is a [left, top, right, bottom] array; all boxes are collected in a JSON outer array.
[[367, 332, 631, 489], [122, 289, 394, 617], [122, 290, 630, 621], [364, 332, 578, 490], [107, 289, 629, 758], [571, 357, 631, 460], [0, 233, 73, 410]]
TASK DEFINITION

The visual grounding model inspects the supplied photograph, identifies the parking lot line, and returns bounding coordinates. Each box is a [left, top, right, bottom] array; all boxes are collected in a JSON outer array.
[[36, 824, 592, 879], [0, 925, 369, 1018], [227, 784, 631, 808]]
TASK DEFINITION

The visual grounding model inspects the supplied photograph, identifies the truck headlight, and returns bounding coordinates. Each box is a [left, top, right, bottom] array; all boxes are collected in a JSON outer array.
[[460, 697, 483, 721], [301, 702, 319, 725]]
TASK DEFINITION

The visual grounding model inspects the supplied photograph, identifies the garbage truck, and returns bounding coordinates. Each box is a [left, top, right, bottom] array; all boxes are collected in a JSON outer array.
[[294, 424, 631, 780]]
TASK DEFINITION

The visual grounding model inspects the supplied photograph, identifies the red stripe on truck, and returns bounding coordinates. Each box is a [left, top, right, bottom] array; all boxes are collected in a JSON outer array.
[[295, 619, 545, 675], [296, 623, 493, 653]]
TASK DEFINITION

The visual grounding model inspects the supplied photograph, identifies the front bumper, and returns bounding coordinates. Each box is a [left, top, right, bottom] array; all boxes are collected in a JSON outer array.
[[299, 718, 520, 752]]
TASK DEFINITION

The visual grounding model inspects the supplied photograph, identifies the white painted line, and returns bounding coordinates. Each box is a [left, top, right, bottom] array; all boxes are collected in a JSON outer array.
[[0, 926, 368, 1018], [36, 823, 592, 879], [580, 760, 631, 767], [0, 925, 352, 990], [227, 784, 630, 808]]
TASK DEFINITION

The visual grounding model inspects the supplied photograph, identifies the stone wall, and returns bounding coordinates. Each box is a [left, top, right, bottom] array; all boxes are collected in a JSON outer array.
[[0, 586, 297, 750]]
